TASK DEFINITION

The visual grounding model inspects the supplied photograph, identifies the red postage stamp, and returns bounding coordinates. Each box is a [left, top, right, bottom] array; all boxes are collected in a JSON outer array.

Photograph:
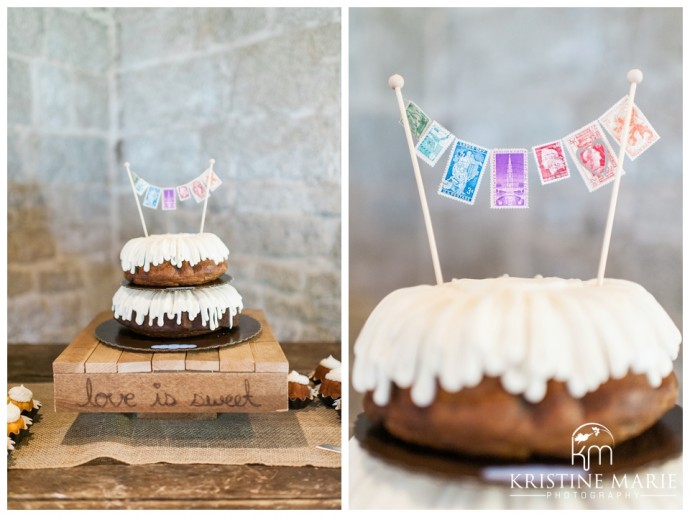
[[599, 95, 659, 161], [563, 121, 624, 192], [532, 140, 570, 185]]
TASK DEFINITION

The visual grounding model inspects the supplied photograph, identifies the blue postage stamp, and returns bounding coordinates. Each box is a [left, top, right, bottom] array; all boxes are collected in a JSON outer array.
[[437, 139, 490, 205], [415, 121, 454, 166], [143, 185, 162, 209]]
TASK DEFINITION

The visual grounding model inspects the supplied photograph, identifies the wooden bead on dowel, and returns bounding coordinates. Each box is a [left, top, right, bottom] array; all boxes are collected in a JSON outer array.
[[389, 73, 444, 286], [596, 69, 642, 286]]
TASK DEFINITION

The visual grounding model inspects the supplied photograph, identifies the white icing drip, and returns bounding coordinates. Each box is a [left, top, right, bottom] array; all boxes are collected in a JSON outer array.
[[8, 385, 33, 403], [288, 370, 310, 385], [320, 355, 341, 369], [7, 403, 20, 423], [325, 367, 342, 382], [112, 283, 243, 331], [352, 277, 681, 406], [120, 233, 230, 273]]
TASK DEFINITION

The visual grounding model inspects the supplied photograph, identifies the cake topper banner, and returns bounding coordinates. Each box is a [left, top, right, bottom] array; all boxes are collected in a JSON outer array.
[[128, 168, 223, 210], [389, 70, 656, 286], [124, 160, 221, 237], [403, 96, 658, 206]]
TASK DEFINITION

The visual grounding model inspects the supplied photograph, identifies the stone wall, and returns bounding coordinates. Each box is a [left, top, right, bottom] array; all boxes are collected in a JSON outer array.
[[8, 7, 341, 343]]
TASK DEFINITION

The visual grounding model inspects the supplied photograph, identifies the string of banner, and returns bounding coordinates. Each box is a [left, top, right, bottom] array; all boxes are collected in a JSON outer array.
[[403, 90, 659, 208], [389, 70, 653, 287], [123, 159, 222, 237]]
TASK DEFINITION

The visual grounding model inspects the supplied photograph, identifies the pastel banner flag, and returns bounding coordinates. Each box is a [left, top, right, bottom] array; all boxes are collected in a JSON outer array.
[[438, 138, 490, 205], [599, 95, 660, 161], [176, 184, 192, 202], [161, 188, 176, 211], [415, 121, 454, 167], [134, 176, 150, 196], [201, 169, 223, 192], [491, 149, 528, 209], [189, 178, 208, 203], [142, 185, 162, 209], [532, 140, 571, 185], [402, 100, 431, 140], [563, 121, 624, 192]]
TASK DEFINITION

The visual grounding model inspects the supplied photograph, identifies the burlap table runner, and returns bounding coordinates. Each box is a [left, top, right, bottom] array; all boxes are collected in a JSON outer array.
[[8, 384, 340, 469]]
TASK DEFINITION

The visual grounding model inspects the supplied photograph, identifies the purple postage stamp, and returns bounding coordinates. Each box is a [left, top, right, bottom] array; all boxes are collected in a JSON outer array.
[[190, 179, 208, 203], [161, 188, 176, 211], [491, 149, 528, 209], [532, 140, 570, 185], [142, 185, 161, 209], [438, 139, 490, 205], [415, 121, 454, 166], [176, 184, 192, 201], [599, 95, 659, 161], [564, 121, 623, 192]]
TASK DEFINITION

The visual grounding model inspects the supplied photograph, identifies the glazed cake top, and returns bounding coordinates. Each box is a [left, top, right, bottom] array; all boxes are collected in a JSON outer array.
[[120, 233, 230, 273], [112, 283, 243, 331], [288, 371, 310, 385], [319, 355, 341, 369], [352, 276, 681, 406], [7, 403, 20, 423], [8, 385, 33, 403]]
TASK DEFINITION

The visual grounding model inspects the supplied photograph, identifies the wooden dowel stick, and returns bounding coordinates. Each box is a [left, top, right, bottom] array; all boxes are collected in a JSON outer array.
[[199, 159, 214, 233], [597, 69, 643, 286], [389, 74, 444, 285], [124, 162, 148, 237]]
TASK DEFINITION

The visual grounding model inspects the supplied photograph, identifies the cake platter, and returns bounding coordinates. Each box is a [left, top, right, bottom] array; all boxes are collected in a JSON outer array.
[[353, 405, 682, 484], [95, 313, 261, 353]]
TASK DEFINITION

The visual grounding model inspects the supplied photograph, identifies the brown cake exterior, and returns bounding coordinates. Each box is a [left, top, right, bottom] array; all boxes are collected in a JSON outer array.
[[115, 311, 239, 338], [125, 259, 227, 287], [363, 372, 678, 459]]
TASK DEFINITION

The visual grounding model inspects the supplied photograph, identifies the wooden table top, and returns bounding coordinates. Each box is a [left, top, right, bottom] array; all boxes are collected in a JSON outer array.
[[7, 342, 342, 510]]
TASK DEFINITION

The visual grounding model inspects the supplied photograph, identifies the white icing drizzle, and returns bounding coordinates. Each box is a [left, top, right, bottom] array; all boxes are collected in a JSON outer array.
[[325, 367, 342, 382], [288, 370, 310, 385], [120, 233, 230, 273], [352, 277, 681, 407], [7, 403, 20, 423], [112, 283, 243, 331], [8, 385, 33, 403], [320, 355, 341, 369]]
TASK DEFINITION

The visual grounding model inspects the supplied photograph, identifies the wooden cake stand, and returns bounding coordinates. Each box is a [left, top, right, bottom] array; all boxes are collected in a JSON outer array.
[[52, 309, 288, 416]]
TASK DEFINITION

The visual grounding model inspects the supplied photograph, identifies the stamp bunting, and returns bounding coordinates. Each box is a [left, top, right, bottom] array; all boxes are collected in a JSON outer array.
[[142, 185, 162, 209], [491, 149, 528, 209], [438, 139, 490, 205], [402, 100, 431, 140]]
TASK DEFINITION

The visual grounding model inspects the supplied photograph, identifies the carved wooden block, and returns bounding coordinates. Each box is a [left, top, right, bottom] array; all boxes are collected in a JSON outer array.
[[53, 309, 288, 414]]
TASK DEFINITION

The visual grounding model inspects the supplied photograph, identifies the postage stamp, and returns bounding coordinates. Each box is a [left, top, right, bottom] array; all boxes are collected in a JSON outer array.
[[190, 179, 208, 203], [415, 121, 454, 166], [491, 149, 528, 209], [402, 100, 430, 140], [134, 176, 150, 196], [142, 185, 161, 209], [532, 140, 571, 185], [564, 121, 623, 192], [161, 188, 176, 211], [438, 139, 490, 205], [176, 183, 192, 201], [599, 95, 659, 160], [201, 169, 223, 192]]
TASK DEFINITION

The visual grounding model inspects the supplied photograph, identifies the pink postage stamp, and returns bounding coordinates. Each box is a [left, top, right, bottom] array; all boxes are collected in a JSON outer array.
[[190, 179, 208, 203], [532, 140, 570, 185], [599, 95, 659, 161], [176, 184, 192, 201], [563, 121, 623, 192]]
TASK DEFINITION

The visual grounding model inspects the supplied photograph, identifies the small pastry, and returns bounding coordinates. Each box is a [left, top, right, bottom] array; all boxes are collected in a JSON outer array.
[[288, 370, 315, 409], [319, 367, 342, 407], [313, 355, 341, 384], [8, 384, 42, 414], [7, 403, 32, 436]]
